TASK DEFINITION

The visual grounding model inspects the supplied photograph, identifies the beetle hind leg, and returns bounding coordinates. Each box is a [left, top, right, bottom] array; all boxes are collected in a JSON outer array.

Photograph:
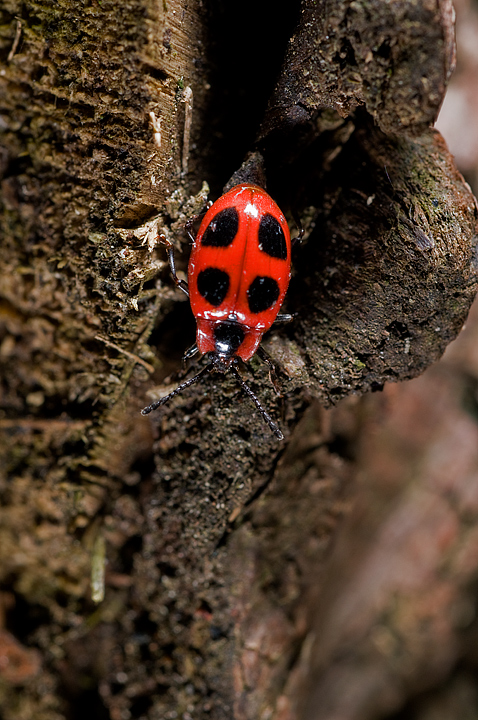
[[257, 346, 282, 396]]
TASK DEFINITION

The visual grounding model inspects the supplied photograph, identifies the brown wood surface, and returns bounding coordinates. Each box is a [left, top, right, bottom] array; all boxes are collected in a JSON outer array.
[[1, 0, 478, 718]]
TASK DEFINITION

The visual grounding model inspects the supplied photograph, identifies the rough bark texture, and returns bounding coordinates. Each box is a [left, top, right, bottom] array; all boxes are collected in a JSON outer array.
[[260, 0, 456, 137], [285, 298, 478, 720], [1, 0, 478, 719]]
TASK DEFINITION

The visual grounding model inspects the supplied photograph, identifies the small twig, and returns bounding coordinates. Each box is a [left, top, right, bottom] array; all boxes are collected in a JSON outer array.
[[91, 533, 106, 604], [7, 19, 22, 63], [181, 86, 193, 176], [149, 111, 162, 149], [95, 334, 155, 374]]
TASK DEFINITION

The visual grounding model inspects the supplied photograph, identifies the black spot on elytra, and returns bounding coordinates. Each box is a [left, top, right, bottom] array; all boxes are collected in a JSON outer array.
[[197, 268, 230, 306], [258, 214, 287, 259], [247, 276, 280, 313], [214, 322, 245, 355], [201, 207, 239, 247]]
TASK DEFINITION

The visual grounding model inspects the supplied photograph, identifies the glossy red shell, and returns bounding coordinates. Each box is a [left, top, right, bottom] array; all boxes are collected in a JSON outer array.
[[188, 184, 292, 361]]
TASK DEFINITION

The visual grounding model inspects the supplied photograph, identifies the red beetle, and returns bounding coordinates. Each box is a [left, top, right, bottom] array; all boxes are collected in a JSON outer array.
[[142, 184, 293, 439]]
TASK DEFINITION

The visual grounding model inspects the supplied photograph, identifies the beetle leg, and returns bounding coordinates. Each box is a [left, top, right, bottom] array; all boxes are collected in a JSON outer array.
[[163, 242, 189, 296], [185, 202, 212, 242], [185, 216, 197, 243], [273, 313, 294, 325], [182, 342, 199, 368], [291, 210, 305, 247], [257, 346, 282, 396]]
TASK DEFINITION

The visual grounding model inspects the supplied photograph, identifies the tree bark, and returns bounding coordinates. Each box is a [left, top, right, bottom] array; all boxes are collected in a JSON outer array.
[[0, 1, 477, 719]]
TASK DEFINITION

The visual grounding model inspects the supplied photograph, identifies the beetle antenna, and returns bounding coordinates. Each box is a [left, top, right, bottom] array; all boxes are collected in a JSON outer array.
[[141, 364, 212, 415], [230, 366, 284, 440]]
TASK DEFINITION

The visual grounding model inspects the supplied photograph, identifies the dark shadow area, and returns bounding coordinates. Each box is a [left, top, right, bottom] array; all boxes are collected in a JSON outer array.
[[201, 0, 303, 195], [147, 298, 197, 380]]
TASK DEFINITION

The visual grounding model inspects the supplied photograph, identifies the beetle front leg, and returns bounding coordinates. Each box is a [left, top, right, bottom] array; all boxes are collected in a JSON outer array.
[[165, 245, 189, 296], [185, 204, 212, 243], [185, 216, 197, 243], [158, 234, 189, 296]]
